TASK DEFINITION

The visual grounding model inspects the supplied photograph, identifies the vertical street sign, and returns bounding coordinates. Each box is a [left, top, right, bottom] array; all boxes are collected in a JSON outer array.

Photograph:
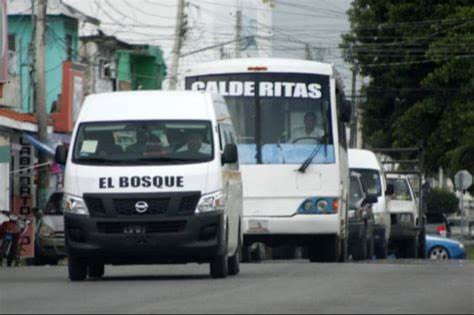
[[454, 170, 473, 240]]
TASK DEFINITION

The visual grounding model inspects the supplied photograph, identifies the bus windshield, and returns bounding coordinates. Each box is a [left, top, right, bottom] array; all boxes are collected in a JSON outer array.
[[186, 73, 334, 165]]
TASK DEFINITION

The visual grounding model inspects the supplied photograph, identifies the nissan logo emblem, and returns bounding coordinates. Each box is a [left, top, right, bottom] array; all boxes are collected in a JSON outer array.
[[135, 201, 149, 214]]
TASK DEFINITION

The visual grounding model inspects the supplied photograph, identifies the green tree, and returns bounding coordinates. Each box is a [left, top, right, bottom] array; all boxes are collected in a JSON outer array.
[[342, 1, 474, 187]]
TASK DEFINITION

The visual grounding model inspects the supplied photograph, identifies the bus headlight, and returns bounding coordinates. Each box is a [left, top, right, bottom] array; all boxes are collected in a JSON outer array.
[[196, 191, 224, 213], [63, 195, 90, 216]]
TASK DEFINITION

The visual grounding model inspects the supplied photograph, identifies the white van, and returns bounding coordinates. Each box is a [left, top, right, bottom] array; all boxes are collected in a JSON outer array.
[[55, 91, 243, 281], [348, 149, 391, 258], [387, 174, 419, 258]]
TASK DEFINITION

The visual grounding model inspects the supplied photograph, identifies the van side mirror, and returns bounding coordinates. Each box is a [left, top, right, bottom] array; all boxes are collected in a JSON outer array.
[[341, 100, 352, 123], [55, 145, 68, 165], [385, 183, 394, 196], [222, 144, 238, 164], [361, 194, 378, 207]]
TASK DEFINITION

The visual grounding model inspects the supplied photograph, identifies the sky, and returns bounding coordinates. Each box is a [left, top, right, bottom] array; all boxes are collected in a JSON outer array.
[[63, 0, 356, 92]]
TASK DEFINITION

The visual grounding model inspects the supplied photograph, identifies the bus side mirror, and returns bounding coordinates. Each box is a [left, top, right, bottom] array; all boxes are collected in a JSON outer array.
[[222, 144, 238, 164], [55, 145, 68, 165], [342, 100, 352, 123], [385, 183, 394, 196]]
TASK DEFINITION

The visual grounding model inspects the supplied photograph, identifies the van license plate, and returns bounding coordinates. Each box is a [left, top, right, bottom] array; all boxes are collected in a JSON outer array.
[[248, 220, 269, 233], [124, 225, 146, 235]]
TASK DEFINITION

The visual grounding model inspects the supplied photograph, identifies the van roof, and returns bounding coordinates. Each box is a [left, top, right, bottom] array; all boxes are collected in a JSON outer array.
[[348, 149, 383, 171], [77, 91, 223, 123]]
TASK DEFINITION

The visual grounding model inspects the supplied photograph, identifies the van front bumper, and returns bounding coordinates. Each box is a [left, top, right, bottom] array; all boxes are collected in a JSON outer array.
[[65, 211, 226, 264]]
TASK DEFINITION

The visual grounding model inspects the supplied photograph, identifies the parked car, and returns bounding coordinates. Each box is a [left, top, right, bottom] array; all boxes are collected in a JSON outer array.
[[348, 171, 376, 261], [34, 192, 66, 265], [425, 234, 466, 260]]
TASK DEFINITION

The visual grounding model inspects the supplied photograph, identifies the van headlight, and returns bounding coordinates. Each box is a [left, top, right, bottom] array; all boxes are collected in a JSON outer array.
[[63, 195, 90, 216], [374, 212, 386, 226], [196, 191, 224, 214]]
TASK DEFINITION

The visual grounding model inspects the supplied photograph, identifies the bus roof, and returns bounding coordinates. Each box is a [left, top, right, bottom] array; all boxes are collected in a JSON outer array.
[[184, 58, 335, 77]]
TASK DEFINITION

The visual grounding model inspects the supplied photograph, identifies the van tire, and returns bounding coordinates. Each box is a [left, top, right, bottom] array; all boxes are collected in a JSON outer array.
[[68, 258, 87, 281], [210, 254, 228, 279], [228, 251, 240, 276], [88, 262, 105, 279]]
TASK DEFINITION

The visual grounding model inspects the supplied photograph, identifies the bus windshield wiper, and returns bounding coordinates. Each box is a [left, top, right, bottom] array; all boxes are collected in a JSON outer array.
[[297, 140, 326, 173]]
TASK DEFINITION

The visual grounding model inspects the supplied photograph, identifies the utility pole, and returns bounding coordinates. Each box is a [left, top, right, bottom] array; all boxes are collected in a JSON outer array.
[[305, 43, 312, 60], [34, 0, 48, 208], [169, 0, 186, 90], [235, 9, 242, 58], [350, 65, 358, 148]]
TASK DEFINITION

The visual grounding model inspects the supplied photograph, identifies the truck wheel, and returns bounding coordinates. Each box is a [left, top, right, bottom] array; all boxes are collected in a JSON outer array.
[[210, 253, 228, 279], [68, 258, 87, 281], [351, 236, 367, 261], [374, 231, 388, 259], [400, 237, 418, 259], [252, 243, 266, 262], [88, 262, 105, 279], [367, 233, 375, 260], [240, 244, 251, 263]]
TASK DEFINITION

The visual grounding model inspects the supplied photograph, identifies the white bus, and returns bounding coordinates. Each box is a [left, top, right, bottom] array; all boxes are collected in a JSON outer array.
[[185, 58, 352, 262]]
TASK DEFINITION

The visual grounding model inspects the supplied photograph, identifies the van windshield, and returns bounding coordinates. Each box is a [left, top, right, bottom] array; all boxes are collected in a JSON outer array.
[[350, 168, 382, 197], [73, 121, 214, 165]]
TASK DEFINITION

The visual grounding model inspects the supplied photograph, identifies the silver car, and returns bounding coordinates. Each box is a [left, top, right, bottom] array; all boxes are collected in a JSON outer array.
[[34, 192, 66, 265]]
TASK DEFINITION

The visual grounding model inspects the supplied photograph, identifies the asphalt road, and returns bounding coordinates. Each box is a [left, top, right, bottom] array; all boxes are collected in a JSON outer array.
[[0, 260, 472, 314]]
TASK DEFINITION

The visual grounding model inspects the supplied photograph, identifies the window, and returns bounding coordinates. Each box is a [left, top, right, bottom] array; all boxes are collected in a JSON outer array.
[[65, 34, 73, 60], [387, 178, 413, 201], [73, 121, 214, 165], [351, 168, 382, 197], [186, 73, 335, 165], [8, 34, 16, 52]]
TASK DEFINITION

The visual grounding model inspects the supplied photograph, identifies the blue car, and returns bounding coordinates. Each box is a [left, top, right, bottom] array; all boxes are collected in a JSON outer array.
[[425, 235, 466, 260]]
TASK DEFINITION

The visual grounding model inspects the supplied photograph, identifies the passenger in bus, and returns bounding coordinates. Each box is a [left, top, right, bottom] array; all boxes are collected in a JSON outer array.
[[289, 111, 325, 144], [177, 132, 212, 156]]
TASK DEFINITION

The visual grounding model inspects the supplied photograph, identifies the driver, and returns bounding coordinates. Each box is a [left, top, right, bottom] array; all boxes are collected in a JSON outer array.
[[289, 111, 325, 144], [177, 132, 212, 156]]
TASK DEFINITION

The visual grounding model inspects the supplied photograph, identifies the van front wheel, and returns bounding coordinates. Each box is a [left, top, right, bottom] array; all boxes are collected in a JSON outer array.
[[210, 254, 228, 279], [68, 258, 87, 281]]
